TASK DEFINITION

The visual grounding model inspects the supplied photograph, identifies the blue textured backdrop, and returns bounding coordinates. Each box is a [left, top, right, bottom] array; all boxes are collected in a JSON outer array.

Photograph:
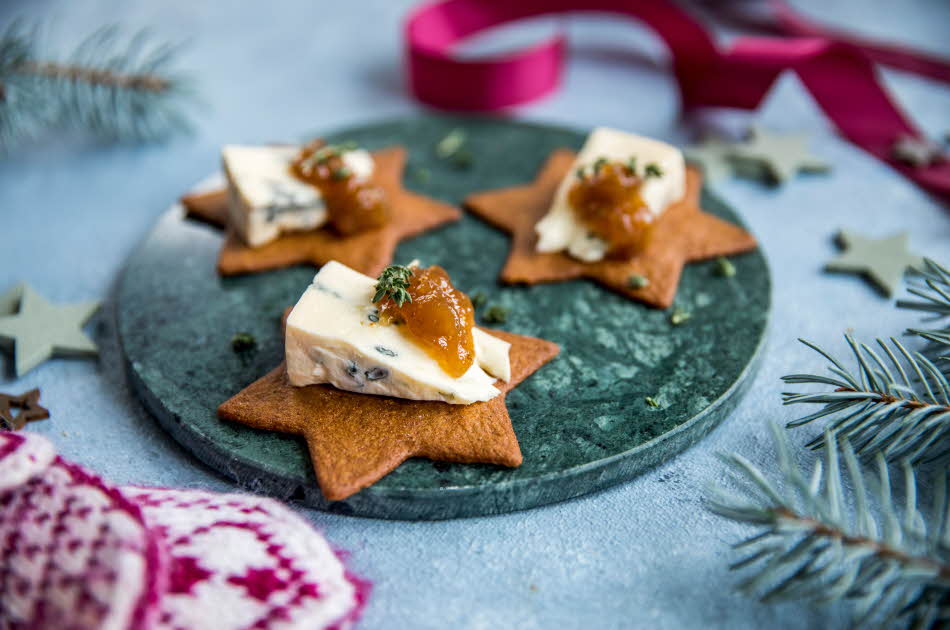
[[1, 1, 948, 628]]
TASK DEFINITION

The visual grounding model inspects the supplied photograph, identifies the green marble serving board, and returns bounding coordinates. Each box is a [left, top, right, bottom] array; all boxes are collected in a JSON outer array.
[[117, 116, 770, 520]]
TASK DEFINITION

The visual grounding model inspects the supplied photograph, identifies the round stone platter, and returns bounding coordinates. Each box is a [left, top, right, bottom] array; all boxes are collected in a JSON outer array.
[[117, 116, 770, 520]]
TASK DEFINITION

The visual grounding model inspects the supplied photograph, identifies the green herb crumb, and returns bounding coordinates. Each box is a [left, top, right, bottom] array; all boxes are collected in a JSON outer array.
[[436, 128, 466, 158], [628, 274, 650, 289], [715, 257, 736, 277], [411, 166, 431, 184], [482, 304, 509, 324], [231, 332, 257, 354], [645, 396, 660, 408], [470, 290, 487, 309], [670, 307, 691, 326]]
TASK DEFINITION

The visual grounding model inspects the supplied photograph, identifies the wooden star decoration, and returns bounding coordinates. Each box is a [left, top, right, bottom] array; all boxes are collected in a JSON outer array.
[[0, 389, 50, 431], [825, 230, 923, 297], [730, 126, 830, 183], [218, 330, 559, 501], [180, 147, 461, 277], [891, 134, 944, 168], [463, 150, 757, 309], [684, 138, 734, 184], [0, 285, 99, 376]]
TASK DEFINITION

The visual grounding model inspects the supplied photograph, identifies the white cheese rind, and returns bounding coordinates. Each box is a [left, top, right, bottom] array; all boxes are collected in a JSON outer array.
[[285, 261, 510, 404], [222, 145, 374, 248], [535, 127, 686, 262]]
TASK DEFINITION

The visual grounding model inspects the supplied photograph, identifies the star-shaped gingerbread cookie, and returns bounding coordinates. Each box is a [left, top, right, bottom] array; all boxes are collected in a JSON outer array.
[[464, 150, 757, 309], [181, 147, 461, 277], [0, 389, 50, 431], [219, 329, 559, 501]]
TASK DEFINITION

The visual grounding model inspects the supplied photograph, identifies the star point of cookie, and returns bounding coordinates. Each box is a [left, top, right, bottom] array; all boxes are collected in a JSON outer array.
[[464, 151, 757, 309], [0, 388, 50, 431], [218, 330, 558, 501], [181, 147, 461, 277]]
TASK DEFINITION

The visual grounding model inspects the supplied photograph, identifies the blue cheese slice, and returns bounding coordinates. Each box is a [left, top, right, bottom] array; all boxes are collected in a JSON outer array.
[[222, 145, 374, 248], [534, 127, 686, 262], [285, 261, 511, 405]]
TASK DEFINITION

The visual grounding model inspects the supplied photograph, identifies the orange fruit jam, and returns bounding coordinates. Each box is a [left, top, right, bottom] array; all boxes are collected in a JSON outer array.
[[379, 266, 476, 378], [290, 140, 389, 235], [567, 161, 656, 258]]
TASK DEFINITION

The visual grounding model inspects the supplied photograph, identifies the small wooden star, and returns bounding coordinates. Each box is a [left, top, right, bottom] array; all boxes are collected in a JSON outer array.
[[219, 330, 559, 501], [0, 389, 50, 431], [0, 285, 99, 376], [891, 134, 944, 168], [730, 126, 830, 183], [825, 230, 923, 296], [684, 138, 733, 183], [181, 147, 461, 277], [464, 150, 757, 309]]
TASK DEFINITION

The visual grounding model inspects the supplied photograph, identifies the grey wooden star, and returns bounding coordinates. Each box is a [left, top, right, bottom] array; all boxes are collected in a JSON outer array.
[[0, 285, 99, 376], [825, 230, 923, 297], [891, 134, 944, 168], [684, 139, 733, 183], [0, 283, 23, 316], [730, 126, 830, 183]]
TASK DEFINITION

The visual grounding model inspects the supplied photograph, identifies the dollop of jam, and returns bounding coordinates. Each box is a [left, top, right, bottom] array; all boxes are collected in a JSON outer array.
[[567, 159, 657, 258], [377, 265, 476, 378], [290, 140, 389, 235]]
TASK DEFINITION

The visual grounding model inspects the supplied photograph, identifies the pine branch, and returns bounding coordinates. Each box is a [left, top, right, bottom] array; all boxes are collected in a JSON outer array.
[[708, 424, 950, 629], [782, 336, 950, 463], [899, 259, 950, 366], [0, 20, 192, 149]]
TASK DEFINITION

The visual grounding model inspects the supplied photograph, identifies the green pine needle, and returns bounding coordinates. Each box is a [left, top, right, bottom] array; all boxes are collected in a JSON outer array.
[[708, 424, 950, 629], [373, 265, 414, 307], [0, 20, 193, 150], [782, 335, 949, 463], [899, 258, 950, 368]]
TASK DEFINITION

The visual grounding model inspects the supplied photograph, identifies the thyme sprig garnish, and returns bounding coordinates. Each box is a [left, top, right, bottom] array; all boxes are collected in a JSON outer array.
[[300, 140, 359, 170], [373, 264, 414, 307], [644, 163, 664, 178], [575, 155, 664, 179]]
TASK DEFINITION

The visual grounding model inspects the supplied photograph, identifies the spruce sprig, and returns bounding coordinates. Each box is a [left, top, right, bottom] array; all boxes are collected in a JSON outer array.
[[373, 265, 414, 307], [782, 335, 949, 463], [708, 424, 950, 629], [0, 20, 193, 150], [899, 259, 950, 365]]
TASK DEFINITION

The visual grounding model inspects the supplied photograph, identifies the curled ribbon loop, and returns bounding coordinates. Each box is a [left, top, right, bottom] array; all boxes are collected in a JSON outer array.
[[406, 0, 950, 200]]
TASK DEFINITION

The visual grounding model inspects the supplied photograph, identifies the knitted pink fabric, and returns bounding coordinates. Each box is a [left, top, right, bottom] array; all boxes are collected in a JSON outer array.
[[0, 432, 368, 630]]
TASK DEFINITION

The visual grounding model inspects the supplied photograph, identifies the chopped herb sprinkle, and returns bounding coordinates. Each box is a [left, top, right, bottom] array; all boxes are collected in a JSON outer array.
[[670, 307, 691, 326], [644, 162, 664, 178], [628, 274, 650, 289], [482, 305, 509, 324], [592, 157, 608, 174], [715, 257, 736, 277], [375, 345, 397, 357], [645, 396, 660, 408], [412, 166, 431, 184], [231, 332, 257, 354], [436, 128, 466, 159], [331, 166, 351, 180], [470, 290, 487, 309]]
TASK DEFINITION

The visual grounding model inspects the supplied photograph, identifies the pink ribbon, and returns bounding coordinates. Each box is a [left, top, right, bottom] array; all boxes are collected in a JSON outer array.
[[405, 0, 950, 200]]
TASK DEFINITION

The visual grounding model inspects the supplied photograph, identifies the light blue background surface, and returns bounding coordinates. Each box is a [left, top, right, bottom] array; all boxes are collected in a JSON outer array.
[[2, 1, 949, 628]]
